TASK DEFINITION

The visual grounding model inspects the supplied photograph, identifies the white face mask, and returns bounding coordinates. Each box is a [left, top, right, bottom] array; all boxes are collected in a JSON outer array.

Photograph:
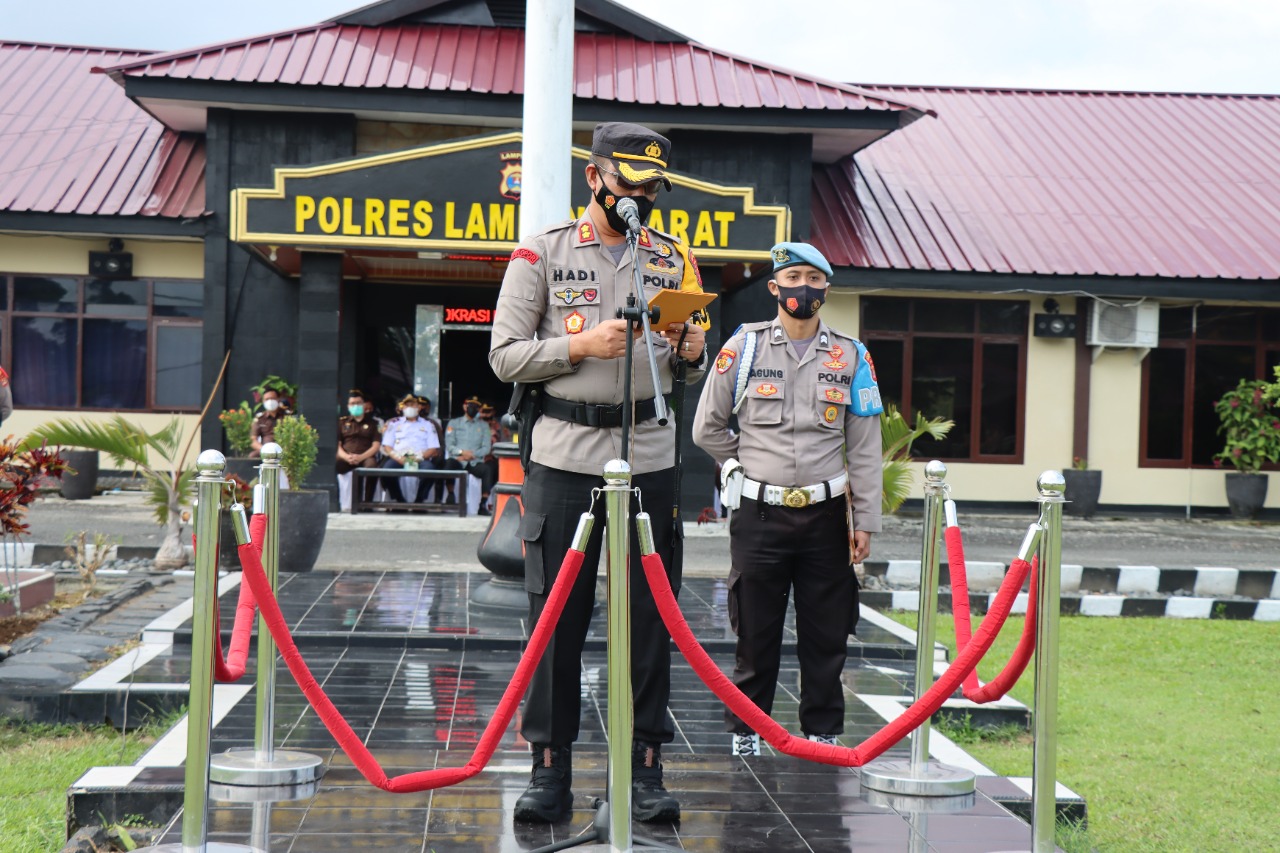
[[403, 407, 419, 419], [263, 399, 280, 412]]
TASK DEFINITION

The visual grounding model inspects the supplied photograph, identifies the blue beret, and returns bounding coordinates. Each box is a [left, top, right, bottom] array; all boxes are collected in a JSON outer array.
[[770, 242, 833, 277]]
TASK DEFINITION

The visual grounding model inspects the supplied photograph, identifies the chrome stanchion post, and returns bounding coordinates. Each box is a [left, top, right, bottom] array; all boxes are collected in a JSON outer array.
[[603, 459, 633, 853], [910, 460, 947, 773], [861, 461, 976, 797], [1032, 471, 1065, 852], [137, 450, 259, 852], [255, 444, 282, 764], [210, 443, 322, 788]]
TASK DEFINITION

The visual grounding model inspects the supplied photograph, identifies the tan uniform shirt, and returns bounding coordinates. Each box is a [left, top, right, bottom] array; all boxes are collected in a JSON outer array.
[[490, 216, 708, 475], [692, 317, 883, 533]]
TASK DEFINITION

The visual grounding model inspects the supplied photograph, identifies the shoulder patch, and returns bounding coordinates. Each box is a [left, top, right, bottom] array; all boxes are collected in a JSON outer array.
[[511, 247, 539, 264], [578, 222, 595, 243], [715, 348, 737, 374]]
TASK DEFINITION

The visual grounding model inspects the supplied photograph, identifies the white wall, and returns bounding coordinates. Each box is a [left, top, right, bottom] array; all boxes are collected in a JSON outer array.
[[824, 289, 1271, 512]]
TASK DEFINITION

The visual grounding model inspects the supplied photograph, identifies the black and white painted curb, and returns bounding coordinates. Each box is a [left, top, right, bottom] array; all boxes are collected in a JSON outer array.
[[863, 560, 1280, 620]]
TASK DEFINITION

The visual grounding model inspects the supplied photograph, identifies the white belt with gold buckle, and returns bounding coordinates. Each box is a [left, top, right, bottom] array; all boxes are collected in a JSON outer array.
[[741, 473, 849, 508]]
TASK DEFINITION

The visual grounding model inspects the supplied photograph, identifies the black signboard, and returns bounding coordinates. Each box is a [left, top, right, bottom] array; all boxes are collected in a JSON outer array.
[[230, 131, 790, 261]]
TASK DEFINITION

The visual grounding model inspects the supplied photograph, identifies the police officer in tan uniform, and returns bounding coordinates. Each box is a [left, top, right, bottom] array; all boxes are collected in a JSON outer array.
[[693, 241, 883, 756], [490, 122, 708, 825]]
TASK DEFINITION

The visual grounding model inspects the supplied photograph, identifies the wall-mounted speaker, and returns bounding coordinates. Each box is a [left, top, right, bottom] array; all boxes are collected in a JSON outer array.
[[1033, 313, 1076, 338], [89, 251, 133, 279]]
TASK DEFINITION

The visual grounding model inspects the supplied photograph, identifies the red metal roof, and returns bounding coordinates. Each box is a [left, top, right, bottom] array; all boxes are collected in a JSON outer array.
[[0, 42, 206, 219], [813, 86, 1280, 280], [100, 24, 918, 116]]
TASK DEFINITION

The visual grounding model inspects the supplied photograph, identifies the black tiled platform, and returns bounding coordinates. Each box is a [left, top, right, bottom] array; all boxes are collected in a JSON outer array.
[[107, 572, 1056, 851]]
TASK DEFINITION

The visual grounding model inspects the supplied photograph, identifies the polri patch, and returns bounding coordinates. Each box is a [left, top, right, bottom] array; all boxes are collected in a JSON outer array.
[[511, 247, 539, 264], [756, 383, 779, 397], [824, 405, 839, 424], [564, 310, 586, 334], [715, 348, 737, 374]]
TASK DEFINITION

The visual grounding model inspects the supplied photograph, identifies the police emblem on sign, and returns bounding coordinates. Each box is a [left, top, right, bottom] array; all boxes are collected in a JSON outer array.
[[498, 152, 522, 201]]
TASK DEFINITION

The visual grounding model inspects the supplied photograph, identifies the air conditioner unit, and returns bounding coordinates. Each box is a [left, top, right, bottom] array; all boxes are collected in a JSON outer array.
[[1087, 301, 1159, 348]]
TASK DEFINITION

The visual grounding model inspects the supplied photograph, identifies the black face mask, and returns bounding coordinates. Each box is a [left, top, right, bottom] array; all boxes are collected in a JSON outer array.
[[593, 182, 654, 235], [465, 404, 480, 418], [775, 284, 827, 320]]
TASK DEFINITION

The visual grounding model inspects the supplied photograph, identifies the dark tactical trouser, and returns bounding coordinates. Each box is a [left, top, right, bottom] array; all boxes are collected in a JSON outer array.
[[518, 462, 683, 747], [725, 494, 857, 737]]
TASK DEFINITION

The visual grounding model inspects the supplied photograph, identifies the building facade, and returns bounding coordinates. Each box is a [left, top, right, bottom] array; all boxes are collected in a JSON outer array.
[[2, 0, 1278, 514]]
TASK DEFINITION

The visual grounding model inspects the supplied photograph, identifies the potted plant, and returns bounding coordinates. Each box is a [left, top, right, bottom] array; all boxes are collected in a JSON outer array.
[[881, 403, 955, 515], [274, 414, 328, 572], [218, 401, 258, 483], [0, 439, 67, 615], [22, 417, 196, 568], [1213, 378, 1280, 519], [58, 447, 100, 500], [1062, 456, 1103, 518]]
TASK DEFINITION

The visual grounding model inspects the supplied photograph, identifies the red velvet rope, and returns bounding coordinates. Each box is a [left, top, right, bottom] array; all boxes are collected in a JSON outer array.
[[640, 550, 1031, 767], [945, 525, 1039, 703], [211, 513, 267, 683], [235, 538, 586, 792]]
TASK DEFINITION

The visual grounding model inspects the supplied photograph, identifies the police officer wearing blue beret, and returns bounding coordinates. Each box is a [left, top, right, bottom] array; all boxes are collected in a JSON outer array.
[[693, 242, 883, 755]]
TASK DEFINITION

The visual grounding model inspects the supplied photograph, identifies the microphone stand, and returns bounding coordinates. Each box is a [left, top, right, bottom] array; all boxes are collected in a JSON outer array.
[[620, 224, 669, 453]]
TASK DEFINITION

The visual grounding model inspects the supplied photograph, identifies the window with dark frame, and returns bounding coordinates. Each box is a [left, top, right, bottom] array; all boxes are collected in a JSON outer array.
[[861, 297, 1029, 463], [1141, 305, 1280, 468], [3, 275, 203, 412]]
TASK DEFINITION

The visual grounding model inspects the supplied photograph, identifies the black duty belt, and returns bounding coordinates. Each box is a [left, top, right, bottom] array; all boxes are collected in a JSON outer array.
[[542, 393, 668, 428]]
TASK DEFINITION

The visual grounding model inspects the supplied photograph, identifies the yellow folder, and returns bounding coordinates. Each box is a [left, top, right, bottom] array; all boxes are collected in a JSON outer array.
[[646, 288, 718, 325]]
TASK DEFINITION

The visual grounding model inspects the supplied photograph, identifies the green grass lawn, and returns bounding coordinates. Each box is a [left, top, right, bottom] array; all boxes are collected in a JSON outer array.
[[888, 611, 1280, 852], [0, 718, 165, 853]]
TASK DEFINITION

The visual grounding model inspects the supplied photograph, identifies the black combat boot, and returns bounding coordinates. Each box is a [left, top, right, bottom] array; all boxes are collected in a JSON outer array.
[[514, 744, 573, 823], [631, 741, 681, 822]]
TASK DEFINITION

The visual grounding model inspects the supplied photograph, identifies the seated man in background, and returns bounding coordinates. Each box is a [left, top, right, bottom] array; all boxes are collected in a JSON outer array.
[[442, 395, 496, 515], [336, 388, 381, 511], [378, 394, 442, 503]]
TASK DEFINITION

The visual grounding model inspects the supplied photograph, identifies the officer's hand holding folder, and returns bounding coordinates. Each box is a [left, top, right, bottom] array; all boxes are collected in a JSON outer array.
[[647, 288, 717, 326]]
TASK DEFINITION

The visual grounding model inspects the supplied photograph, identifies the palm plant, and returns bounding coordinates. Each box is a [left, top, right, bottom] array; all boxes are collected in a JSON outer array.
[[881, 403, 955, 514], [22, 417, 196, 569]]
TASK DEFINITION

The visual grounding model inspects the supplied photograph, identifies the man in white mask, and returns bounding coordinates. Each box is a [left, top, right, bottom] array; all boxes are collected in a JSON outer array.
[[250, 385, 289, 458], [378, 394, 442, 503]]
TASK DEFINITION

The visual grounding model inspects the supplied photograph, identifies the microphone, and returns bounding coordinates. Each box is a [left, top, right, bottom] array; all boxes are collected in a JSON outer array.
[[616, 197, 643, 233]]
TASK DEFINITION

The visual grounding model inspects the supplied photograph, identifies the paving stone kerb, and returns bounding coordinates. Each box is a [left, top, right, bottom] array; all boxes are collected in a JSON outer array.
[[19, 488, 1280, 573]]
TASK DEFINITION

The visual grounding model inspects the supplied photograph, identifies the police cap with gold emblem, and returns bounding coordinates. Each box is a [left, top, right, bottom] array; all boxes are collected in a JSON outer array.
[[770, 241, 833, 277], [591, 122, 672, 191]]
